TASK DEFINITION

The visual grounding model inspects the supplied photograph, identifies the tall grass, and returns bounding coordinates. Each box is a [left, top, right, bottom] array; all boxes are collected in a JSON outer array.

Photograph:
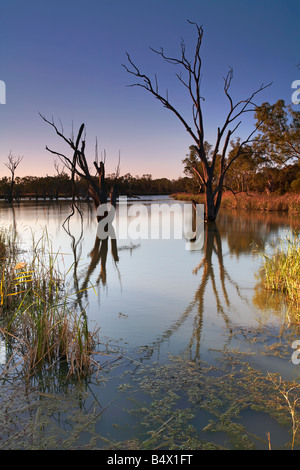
[[0, 227, 100, 379], [257, 231, 300, 311], [171, 192, 300, 214]]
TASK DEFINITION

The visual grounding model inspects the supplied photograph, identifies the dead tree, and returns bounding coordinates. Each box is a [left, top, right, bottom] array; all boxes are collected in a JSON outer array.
[[40, 114, 119, 221], [123, 21, 271, 221], [4, 152, 23, 202]]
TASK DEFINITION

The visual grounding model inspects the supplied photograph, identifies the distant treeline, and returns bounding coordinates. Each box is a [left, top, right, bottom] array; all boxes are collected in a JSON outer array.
[[0, 163, 299, 201], [0, 172, 192, 200]]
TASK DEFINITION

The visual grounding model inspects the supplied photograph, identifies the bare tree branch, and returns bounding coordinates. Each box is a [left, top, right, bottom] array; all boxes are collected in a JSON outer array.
[[40, 114, 118, 216], [123, 21, 272, 221], [4, 152, 23, 202]]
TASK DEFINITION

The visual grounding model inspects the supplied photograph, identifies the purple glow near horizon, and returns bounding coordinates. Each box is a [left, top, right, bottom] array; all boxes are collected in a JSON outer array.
[[0, 0, 299, 180]]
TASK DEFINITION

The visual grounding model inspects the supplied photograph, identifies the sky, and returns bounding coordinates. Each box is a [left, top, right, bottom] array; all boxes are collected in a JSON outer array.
[[0, 0, 299, 180]]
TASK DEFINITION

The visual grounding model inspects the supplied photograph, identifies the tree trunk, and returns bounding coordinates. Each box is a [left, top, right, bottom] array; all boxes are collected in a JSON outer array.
[[205, 184, 218, 222], [40, 116, 119, 222], [124, 22, 271, 223]]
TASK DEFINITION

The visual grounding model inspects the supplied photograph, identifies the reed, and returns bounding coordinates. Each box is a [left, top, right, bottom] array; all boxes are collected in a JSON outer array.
[[257, 231, 300, 311], [0, 227, 100, 379], [171, 192, 300, 214]]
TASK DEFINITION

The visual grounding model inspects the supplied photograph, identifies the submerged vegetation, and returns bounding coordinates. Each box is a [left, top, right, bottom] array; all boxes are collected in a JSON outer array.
[[1, 330, 300, 450], [0, 227, 101, 379], [0, 216, 299, 449], [0, 203, 299, 449], [123, 351, 300, 450]]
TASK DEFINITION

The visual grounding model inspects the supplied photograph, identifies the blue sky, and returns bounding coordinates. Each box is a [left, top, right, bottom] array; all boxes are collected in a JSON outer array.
[[0, 0, 299, 179]]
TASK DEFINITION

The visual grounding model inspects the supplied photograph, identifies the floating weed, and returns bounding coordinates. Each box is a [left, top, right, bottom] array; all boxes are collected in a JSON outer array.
[[267, 373, 300, 450], [112, 344, 300, 450], [0, 379, 106, 450]]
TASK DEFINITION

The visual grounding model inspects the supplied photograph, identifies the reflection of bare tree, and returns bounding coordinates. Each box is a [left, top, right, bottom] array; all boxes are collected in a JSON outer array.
[[79, 235, 119, 299], [65, 227, 119, 309], [149, 221, 252, 360], [184, 222, 234, 359], [147, 208, 299, 361], [67, 225, 140, 310], [62, 214, 84, 311], [10, 203, 17, 235], [192, 222, 249, 306]]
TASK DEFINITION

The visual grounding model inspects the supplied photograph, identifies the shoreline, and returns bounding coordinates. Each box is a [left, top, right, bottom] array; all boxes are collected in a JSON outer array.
[[170, 192, 300, 215]]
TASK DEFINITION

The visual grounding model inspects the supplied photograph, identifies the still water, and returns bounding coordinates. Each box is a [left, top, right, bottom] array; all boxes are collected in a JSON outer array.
[[0, 197, 300, 450]]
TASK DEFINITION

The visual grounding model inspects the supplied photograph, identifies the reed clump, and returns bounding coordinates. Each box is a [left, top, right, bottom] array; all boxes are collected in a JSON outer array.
[[257, 231, 300, 311], [0, 228, 100, 379], [171, 192, 300, 214]]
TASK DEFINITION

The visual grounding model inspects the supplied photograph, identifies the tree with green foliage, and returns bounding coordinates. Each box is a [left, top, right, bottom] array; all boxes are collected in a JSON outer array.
[[182, 142, 217, 194], [225, 140, 266, 193], [254, 99, 300, 165]]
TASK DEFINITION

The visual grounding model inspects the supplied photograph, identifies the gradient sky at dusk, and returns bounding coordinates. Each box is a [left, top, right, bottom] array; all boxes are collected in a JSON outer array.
[[0, 0, 299, 180]]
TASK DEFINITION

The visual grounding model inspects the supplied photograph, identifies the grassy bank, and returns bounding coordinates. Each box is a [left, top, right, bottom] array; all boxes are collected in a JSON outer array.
[[257, 231, 300, 312], [0, 228, 100, 379], [171, 192, 300, 214]]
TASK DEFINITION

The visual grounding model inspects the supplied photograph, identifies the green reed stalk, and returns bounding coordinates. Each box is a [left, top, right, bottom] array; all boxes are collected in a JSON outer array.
[[258, 231, 300, 310], [0, 227, 100, 379]]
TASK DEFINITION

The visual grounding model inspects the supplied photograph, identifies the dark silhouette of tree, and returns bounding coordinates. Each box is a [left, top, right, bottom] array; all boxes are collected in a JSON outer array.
[[4, 152, 23, 202], [40, 114, 119, 223], [123, 21, 271, 221]]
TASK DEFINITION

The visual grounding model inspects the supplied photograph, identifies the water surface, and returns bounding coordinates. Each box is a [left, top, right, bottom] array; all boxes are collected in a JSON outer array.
[[0, 197, 299, 450]]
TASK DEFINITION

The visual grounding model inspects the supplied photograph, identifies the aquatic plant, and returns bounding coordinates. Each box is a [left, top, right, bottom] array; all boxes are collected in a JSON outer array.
[[0, 227, 101, 379], [257, 231, 300, 311], [171, 192, 300, 214], [112, 347, 300, 450]]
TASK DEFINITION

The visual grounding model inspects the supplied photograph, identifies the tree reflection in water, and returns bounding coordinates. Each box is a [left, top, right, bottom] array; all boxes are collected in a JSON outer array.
[[148, 208, 298, 360], [151, 221, 238, 360], [64, 218, 141, 313], [62, 203, 298, 362], [187, 222, 234, 359]]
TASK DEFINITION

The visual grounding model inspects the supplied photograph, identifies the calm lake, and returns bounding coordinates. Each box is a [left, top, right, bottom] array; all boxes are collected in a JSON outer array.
[[0, 196, 300, 450]]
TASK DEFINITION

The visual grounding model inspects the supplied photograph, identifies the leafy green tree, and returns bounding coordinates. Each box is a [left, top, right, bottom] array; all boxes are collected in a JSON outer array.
[[225, 140, 265, 193], [182, 142, 217, 194], [254, 99, 300, 165]]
